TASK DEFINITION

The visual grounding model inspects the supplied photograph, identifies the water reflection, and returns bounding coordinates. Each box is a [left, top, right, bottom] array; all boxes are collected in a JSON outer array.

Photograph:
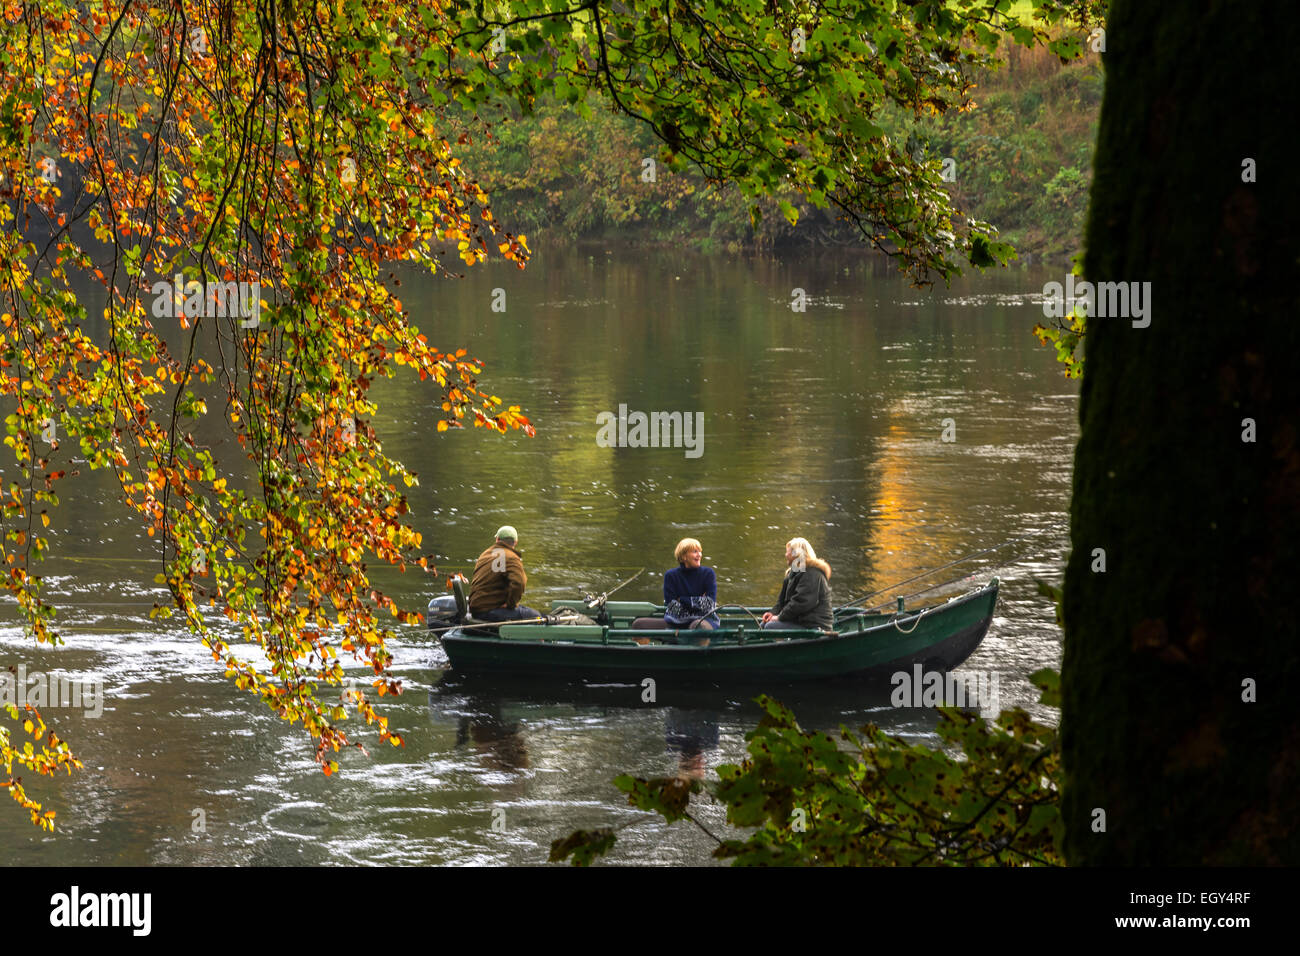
[[448, 692, 532, 774], [429, 668, 949, 747], [665, 709, 720, 779]]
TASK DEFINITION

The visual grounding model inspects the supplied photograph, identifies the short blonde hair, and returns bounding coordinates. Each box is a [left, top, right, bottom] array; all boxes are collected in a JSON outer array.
[[674, 538, 703, 564]]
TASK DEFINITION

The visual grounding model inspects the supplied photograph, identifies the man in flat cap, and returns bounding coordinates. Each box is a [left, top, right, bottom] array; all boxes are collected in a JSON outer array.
[[468, 525, 542, 622]]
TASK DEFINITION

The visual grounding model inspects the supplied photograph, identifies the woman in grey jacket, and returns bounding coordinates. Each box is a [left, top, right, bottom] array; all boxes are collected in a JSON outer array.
[[760, 537, 834, 631]]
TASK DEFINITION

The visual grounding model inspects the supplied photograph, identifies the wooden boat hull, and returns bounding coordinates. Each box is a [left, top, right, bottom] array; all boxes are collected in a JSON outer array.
[[439, 578, 998, 683]]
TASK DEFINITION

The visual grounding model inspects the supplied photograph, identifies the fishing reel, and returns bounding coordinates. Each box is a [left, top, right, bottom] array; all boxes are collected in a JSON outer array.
[[581, 591, 612, 625], [580, 568, 641, 625]]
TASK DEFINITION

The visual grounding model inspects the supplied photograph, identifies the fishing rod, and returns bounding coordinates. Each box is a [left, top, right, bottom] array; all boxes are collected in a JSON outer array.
[[583, 567, 645, 609], [425, 615, 558, 636], [861, 569, 989, 614], [837, 530, 1038, 610]]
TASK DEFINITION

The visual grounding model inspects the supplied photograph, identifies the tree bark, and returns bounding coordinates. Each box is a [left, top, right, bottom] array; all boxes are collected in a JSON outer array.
[[1062, 2, 1300, 863]]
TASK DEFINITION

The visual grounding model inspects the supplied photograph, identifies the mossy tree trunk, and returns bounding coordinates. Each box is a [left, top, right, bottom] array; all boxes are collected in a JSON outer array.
[[1061, 2, 1299, 863]]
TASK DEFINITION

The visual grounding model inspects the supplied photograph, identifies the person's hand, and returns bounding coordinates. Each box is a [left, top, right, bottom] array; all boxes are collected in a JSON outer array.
[[761, 612, 774, 624]]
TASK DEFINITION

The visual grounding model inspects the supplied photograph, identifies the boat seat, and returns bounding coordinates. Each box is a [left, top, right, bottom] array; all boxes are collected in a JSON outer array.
[[451, 575, 500, 635], [603, 601, 661, 618], [451, 575, 469, 623]]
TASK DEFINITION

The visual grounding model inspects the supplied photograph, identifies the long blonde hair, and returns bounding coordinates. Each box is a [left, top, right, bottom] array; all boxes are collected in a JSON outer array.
[[786, 537, 816, 573]]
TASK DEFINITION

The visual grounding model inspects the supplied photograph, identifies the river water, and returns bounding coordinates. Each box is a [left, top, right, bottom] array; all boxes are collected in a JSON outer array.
[[2, 247, 1076, 865]]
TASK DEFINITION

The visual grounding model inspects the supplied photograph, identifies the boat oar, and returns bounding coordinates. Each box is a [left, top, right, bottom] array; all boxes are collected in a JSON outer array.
[[837, 531, 1037, 611], [427, 607, 601, 636], [425, 616, 553, 636]]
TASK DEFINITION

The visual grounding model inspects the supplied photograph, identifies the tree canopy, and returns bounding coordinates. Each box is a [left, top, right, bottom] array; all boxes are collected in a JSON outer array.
[[443, 0, 1099, 280]]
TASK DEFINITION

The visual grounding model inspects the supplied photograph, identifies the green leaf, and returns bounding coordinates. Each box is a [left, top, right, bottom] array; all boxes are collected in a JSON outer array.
[[549, 828, 618, 866], [615, 775, 700, 822], [1029, 668, 1062, 708]]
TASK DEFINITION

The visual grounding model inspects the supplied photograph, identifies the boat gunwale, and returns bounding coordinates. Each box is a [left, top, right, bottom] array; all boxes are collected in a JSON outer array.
[[441, 578, 999, 651]]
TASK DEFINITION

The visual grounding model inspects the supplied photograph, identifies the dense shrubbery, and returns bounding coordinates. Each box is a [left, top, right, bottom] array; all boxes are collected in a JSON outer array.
[[453, 97, 814, 255], [889, 42, 1103, 263]]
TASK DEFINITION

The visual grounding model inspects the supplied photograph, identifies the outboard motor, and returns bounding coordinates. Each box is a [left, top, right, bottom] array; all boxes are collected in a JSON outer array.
[[427, 594, 461, 629], [428, 573, 472, 631]]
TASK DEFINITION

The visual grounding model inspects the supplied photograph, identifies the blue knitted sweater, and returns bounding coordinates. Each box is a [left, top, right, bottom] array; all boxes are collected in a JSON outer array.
[[662, 565, 720, 628]]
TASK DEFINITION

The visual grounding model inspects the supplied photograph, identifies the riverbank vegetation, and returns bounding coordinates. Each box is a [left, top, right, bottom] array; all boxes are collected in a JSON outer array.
[[455, 36, 1102, 264]]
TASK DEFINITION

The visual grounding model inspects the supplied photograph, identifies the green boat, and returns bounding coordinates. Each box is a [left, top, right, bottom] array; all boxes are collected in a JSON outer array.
[[429, 577, 999, 683]]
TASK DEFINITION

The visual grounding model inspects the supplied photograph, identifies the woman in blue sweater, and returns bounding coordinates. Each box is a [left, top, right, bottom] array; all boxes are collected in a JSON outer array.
[[632, 538, 721, 632]]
